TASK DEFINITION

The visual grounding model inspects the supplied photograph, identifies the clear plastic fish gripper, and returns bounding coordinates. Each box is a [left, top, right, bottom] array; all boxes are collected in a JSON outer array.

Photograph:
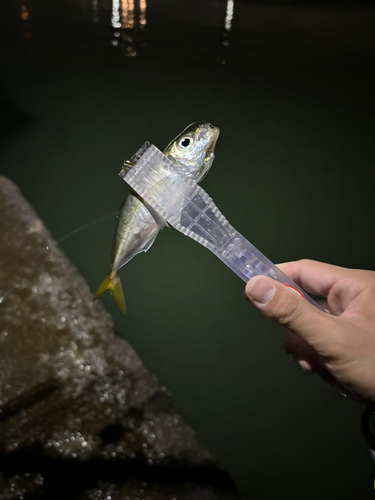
[[120, 143, 324, 311]]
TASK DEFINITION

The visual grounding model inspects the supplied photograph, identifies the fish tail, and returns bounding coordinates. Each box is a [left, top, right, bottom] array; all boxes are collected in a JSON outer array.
[[94, 272, 126, 315]]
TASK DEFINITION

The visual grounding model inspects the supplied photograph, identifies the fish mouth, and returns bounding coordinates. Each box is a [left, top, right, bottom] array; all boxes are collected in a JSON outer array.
[[206, 124, 220, 156]]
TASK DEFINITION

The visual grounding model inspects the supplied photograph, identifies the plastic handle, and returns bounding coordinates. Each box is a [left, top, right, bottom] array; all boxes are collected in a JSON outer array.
[[122, 144, 324, 311]]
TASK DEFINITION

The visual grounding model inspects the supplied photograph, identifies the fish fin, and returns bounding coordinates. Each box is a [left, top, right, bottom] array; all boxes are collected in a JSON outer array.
[[142, 233, 158, 253], [94, 273, 126, 315], [94, 274, 113, 300], [110, 275, 126, 315]]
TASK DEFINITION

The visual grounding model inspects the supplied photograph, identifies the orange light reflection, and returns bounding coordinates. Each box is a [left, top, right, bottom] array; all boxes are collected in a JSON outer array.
[[121, 0, 134, 29], [139, 0, 147, 28], [20, 5, 29, 21]]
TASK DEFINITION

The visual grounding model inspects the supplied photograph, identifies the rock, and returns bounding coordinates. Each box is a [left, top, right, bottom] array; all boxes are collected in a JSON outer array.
[[0, 176, 239, 499]]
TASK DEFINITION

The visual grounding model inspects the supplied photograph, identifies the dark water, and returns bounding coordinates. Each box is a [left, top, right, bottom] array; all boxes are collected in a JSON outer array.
[[1, 1, 375, 498]]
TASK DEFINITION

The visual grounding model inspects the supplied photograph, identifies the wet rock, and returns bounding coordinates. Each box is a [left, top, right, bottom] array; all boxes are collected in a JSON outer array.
[[0, 176, 238, 499]]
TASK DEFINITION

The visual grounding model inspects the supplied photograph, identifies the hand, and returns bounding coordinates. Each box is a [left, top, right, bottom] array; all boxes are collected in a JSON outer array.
[[245, 260, 375, 407]]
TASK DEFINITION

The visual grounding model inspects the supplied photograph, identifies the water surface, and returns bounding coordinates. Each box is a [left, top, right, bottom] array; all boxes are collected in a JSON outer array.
[[1, 1, 375, 498]]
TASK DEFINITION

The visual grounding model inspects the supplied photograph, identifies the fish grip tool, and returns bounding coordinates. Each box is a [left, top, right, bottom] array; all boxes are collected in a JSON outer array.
[[120, 143, 324, 311]]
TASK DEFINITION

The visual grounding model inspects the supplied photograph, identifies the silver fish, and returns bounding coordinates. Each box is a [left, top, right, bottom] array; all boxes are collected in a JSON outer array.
[[94, 122, 220, 313]]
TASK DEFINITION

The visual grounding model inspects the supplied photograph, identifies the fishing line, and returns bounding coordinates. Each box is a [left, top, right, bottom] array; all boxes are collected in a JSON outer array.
[[57, 210, 118, 244], [1, 213, 119, 308]]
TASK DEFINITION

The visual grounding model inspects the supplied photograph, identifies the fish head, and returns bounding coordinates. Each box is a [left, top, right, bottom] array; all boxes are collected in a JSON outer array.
[[164, 122, 220, 182]]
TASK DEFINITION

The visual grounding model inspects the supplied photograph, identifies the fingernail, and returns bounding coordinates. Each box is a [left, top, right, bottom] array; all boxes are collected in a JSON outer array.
[[298, 360, 313, 372], [247, 277, 276, 305]]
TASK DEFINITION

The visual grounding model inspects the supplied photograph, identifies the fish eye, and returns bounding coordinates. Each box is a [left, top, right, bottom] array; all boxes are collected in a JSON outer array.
[[179, 137, 191, 148]]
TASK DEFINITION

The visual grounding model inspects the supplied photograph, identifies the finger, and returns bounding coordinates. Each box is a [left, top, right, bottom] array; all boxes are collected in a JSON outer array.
[[317, 299, 330, 314], [283, 330, 353, 398], [276, 259, 353, 297], [283, 330, 322, 373], [245, 275, 339, 359]]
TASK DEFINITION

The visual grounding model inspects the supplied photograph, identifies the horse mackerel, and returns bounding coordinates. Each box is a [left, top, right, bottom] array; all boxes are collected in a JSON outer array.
[[94, 122, 220, 314]]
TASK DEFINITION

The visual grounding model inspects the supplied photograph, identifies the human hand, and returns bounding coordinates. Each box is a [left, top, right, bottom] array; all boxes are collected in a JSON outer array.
[[245, 260, 375, 407]]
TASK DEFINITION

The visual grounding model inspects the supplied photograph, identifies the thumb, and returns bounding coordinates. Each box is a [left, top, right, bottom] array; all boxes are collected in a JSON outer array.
[[245, 275, 335, 356]]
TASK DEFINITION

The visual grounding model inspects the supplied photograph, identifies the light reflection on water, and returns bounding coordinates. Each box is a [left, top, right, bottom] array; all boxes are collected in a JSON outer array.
[[220, 0, 234, 64], [20, 3, 31, 41], [224, 0, 234, 31], [107, 0, 234, 61], [12, 0, 236, 64], [111, 0, 147, 56], [111, 0, 121, 28]]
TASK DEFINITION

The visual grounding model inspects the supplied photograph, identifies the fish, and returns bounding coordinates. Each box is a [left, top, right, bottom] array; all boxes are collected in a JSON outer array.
[[94, 122, 220, 314]]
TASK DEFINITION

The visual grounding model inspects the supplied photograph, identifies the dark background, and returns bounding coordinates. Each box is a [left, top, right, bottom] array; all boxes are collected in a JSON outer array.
[[1, 1, 375, 498]]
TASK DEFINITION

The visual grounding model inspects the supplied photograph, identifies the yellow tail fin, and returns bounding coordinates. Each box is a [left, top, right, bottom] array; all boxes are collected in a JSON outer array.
[[94, 273, 126, 314]]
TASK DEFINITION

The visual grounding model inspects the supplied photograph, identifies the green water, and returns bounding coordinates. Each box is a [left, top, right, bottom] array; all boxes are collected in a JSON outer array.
[[1, 1, 375, 498]]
